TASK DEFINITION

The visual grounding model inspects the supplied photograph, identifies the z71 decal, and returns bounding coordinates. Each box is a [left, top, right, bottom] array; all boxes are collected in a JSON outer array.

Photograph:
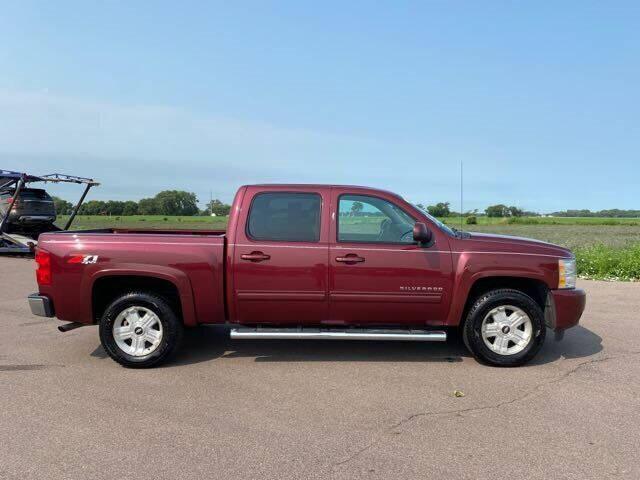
[[67, 255, 99, 265]]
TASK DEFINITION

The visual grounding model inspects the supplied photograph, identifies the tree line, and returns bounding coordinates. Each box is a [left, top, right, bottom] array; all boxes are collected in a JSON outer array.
[[548, 209, 640, 218], [53, 190, 232, 217], [416, 202, 536, 218], [418, 202, 640, 218], [52, 192, 638, 218]]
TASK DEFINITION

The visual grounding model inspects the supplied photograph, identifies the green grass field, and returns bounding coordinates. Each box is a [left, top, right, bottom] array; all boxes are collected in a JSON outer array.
[[56, 215, 640, 280], [56, 215, 228, 231]]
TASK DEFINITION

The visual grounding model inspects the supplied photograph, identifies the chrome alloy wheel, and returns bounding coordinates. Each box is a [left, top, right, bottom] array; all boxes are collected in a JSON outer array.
[[481, 305, 533, 356], [112, 306, 163, 357]]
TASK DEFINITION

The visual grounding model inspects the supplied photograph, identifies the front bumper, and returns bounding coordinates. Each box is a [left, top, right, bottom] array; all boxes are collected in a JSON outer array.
[[28, 294, 54, 317], [547, 288, 586, 331]]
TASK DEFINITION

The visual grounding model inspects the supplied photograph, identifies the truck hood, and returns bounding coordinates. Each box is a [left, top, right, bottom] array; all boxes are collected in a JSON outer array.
[[457, 232, 573, 258]]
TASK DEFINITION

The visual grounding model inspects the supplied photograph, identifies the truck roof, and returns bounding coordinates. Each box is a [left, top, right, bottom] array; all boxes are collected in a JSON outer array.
[[245, 184, 403, 198]]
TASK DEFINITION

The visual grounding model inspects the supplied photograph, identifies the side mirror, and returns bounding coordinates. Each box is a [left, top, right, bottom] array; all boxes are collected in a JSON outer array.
[[413, 222, 433, 244]]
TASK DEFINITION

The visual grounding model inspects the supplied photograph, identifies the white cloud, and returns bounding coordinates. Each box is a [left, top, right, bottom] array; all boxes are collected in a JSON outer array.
[[0, 89, 479, 206], [0, 89, 382, 167], [0, 89, 383, 200]]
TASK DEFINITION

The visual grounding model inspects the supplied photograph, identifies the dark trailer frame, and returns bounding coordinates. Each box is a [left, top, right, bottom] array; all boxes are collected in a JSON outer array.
[[0, 170, 100, 254]]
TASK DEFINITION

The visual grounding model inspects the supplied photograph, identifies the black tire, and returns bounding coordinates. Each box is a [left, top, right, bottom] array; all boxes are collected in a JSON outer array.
[[462, 288, 546, 367], [99, 292, 183, 368]]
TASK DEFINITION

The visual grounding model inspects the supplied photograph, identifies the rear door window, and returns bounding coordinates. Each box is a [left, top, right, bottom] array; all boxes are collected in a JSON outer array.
[[247, 192, 321, 242], [19, 189, 50, 200]]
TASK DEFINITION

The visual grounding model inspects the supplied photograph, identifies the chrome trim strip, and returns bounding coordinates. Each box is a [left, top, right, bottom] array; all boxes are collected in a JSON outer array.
[[17, 215, 56, 221], [230, 327, 447, 342]]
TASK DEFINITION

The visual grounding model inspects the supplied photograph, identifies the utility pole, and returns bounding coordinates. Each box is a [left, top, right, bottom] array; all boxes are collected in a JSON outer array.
[[460, 161, 464, 230]]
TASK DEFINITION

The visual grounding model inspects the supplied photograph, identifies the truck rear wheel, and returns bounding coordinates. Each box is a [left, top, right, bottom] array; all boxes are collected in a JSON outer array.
[[462, 288, 546, 367], [99, 292, 183, 368]]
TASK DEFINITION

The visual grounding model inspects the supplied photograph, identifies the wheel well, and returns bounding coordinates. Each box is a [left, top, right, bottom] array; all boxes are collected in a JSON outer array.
[[92, 276, 182, 323], [463, 276, 550, 322]]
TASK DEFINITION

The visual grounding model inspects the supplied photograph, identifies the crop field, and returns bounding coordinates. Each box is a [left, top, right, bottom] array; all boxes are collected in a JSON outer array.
[[56, 215, 640, 280], [442, 216, 640, 226], [444, 224, 640, 250]]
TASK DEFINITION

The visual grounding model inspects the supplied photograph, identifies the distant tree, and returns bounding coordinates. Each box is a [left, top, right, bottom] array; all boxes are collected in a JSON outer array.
[[484, 205, 527, 217], [508, 206, 524, 217], [550, 209, 640, 218], [522, 210, 540, 217], [138, 197, 160, 215], [209, 199, 231, 216], [351, 201, 364, 216], [80, 200, 107, 215], [427, 202, 451, 217], [52, 197, 73, 215], [485, 204, 510, 217], [551, 209, 594, 217], [154, 190, 199, 216], [105, 200, 125, 216], [122, 201, 139, 216]]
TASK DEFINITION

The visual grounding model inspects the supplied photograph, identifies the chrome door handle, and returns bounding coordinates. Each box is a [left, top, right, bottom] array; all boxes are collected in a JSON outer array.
[[241, 251, 271, 262], [335, 254, 365, 264]]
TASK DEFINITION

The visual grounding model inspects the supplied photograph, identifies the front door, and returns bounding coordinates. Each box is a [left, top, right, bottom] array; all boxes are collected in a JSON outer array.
[[231, 187, 330, 325], [328, 190, 453, 326]]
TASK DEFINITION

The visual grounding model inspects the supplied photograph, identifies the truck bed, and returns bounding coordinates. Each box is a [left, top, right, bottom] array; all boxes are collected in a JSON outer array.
[[37, 229, 227, 326]]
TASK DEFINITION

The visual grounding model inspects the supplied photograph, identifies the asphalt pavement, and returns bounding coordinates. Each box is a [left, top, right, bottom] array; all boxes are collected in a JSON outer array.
[[1, 256, 639, 480]]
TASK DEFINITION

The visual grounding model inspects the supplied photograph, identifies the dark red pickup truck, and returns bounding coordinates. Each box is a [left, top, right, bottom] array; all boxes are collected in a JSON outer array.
[[29, 184, 585, 368]]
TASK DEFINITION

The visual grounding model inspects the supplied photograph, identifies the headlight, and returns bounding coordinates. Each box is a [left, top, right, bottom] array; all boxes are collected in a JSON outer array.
[[558, 258, 577, 289]]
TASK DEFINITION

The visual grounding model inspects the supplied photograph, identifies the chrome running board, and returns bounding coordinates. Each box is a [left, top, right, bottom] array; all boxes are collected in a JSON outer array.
[[230, 327, 447, 342]]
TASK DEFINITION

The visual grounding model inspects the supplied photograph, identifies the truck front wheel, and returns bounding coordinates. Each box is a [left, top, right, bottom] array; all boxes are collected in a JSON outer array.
[[99, 292, 184, 368], [462, 288, 546, 367]]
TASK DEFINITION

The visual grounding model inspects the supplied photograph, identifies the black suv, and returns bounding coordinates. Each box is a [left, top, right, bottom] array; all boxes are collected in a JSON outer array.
[[0, 188, 56, 229]]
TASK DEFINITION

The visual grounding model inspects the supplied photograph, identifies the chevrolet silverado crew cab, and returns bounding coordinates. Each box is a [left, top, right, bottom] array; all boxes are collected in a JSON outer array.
[[28, 184, 586, 368]]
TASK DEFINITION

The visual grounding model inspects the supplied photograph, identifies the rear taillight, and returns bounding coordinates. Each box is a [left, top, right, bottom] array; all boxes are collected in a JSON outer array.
[[35, 249, 52, 285]]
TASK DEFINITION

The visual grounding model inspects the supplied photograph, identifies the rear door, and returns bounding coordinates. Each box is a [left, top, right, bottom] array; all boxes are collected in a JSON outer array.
[[230, 187, 330, 325], [328, 188, 453, 326]]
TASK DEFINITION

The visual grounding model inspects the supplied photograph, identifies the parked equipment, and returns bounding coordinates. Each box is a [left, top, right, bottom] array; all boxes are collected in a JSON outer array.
[[0, 170, 99, 254]]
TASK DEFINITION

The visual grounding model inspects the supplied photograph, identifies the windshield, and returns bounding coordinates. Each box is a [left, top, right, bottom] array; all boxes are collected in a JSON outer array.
[[412, 204, 457, 237]]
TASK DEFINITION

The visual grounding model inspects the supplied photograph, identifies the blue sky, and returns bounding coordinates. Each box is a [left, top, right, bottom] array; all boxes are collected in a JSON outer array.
[[0, 1, 638, 212]]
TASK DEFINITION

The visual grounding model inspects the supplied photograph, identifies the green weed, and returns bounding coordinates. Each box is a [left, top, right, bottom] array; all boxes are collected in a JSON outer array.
[[575, 243, 640, 281]]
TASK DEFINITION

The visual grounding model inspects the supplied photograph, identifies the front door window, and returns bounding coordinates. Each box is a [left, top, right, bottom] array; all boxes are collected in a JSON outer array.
[[338, 194, 415, 244]]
